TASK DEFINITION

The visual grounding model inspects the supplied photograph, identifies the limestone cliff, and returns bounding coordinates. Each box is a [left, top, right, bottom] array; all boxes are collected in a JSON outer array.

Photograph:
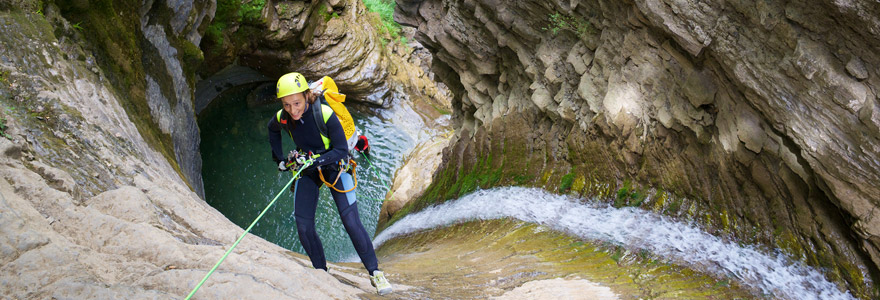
[[53, 0, 212, 198], [0, 2, 375, 298], [394, 0, 880, 297], [199, 0, 450, 110]]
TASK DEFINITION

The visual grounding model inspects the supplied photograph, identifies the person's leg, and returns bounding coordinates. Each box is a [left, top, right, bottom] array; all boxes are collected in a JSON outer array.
[[293, 175, 327, 271], [328, 169, 392, 295], [329, 170, 379, 274]]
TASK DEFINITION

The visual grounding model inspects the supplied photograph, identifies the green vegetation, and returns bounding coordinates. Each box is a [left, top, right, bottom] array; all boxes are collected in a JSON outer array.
[[240, 0, 265, 23], [362, 0, 404, 47], [558, 172, 574, 193], [542, 12, 595, 39], [614, 180, 646, 208], [56, 0, 188, 185], [0, 116, 11, 140], [0, 70, 8, 85], [512, 174, 534, 185], [609, 246, 625, 264], [72, 21, 83, 31], [276, 2, 289, 15], [317, 4, 340, 22], [429, 100, 451, 115], [207, 0, 267, 45]]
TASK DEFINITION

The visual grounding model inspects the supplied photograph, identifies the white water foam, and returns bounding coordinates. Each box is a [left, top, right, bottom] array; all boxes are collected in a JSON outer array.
[[373, 187, 855, 300]]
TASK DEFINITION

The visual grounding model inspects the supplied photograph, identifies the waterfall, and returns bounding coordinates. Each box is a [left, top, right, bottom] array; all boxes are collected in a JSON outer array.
[[375, 187, 854, 300]]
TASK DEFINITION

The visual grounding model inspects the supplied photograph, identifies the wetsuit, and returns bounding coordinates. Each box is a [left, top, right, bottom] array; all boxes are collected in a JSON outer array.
[[267, 101, 379, 274]]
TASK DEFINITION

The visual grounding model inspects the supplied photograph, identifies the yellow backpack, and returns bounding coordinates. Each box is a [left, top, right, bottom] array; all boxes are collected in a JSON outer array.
[[310, 76, 356, 149]]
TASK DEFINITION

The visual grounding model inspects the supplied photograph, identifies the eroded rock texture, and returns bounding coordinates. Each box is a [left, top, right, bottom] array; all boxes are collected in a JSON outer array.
[[0, 4, 372, 299], [52, 0, 213, 198], [201, 0, 449, 109], [397, 0, 880, 296]]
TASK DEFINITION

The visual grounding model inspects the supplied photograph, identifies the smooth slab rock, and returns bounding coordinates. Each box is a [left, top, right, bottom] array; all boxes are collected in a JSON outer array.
[[491, 278, 619, 300], [380, 134, 451, 223], [0, 7, 368, 299]]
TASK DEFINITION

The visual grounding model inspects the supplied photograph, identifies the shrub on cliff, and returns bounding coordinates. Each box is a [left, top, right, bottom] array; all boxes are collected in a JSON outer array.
[[363, 0, 404, 46]]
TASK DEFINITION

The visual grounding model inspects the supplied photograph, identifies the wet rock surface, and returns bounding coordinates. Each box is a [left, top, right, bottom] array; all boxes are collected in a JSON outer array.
[[379, 133, 450, 224], [396, 0, 880, 297], [363, 219, 752, 299], [194, 64, 271, 114]]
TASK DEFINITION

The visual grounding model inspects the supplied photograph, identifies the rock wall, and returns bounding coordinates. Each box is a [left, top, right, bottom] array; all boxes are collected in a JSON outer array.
[[379, 133, 450, 224], [199, 0, 450, 110], [0, 3, 374, 299], [54, 0, 212, 198], [139, 0, 211, 198], [395, 0, 880, 297]]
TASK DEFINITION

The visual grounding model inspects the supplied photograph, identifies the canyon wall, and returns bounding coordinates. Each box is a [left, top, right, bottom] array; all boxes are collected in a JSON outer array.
[[199, 0, 450, 110], [0, 1, 388, 298], [50, 0, 214, 198], [393, 0, 880, 297]]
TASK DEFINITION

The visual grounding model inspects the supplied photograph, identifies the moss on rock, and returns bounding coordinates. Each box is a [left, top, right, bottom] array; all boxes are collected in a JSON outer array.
[[372, 219, 754, 299], [379, 108, 876, 298], [54, 0, 186, 179]]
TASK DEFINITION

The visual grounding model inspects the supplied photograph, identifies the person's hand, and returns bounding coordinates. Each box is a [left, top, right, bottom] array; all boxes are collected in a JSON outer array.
[[295, 152, 319, 173], [278, 159, 292, 172], [355, 135, 371, 157]]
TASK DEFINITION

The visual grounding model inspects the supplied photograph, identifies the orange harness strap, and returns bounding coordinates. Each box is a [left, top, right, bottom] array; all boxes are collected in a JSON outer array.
[[317, 159, 358, 193]]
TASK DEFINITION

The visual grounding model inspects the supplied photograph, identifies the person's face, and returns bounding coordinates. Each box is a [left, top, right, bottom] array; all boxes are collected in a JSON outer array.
[[281, 93, 307, 120]]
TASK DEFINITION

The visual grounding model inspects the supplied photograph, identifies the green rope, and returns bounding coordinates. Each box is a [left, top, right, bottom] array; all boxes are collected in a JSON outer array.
[[360, 154, 393, 202], [185, 155, 388, 299], [184, 162, 311, 300]]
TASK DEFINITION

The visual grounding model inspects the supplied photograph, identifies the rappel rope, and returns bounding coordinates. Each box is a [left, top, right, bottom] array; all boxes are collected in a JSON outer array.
[[360, 154, 394, 203], [184, 161, 312, 300], [185, 152, 391, 299]]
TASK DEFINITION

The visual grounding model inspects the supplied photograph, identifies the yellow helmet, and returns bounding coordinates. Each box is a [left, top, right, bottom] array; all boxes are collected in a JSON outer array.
[[276, 72, 309, 98]]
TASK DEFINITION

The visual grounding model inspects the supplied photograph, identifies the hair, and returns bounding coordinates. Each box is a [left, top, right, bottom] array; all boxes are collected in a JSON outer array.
[[303, 89, 317, 104], [279, 89, 317, 104]]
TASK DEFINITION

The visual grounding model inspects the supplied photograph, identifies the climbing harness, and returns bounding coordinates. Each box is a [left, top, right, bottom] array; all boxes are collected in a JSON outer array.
[[184, 160, 313, 300], [317, 158, 359, 193]]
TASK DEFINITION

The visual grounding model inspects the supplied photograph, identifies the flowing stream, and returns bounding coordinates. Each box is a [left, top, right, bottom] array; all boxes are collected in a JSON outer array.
[[198, 85, 432, 261], [374, 187, 855, 300]]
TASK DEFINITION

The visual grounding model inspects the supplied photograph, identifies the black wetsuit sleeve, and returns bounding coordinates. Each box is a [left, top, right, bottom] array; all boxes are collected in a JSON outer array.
[[314, 112, 348, 167], [267, 117, 284, 163]]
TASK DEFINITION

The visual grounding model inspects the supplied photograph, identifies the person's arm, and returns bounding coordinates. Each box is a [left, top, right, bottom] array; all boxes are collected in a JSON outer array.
[[267, 117, 284, 163], [313, 111, 348, 167]]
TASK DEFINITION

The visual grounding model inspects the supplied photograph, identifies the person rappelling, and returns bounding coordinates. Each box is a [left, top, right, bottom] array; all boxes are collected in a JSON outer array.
[[267, 72, 391, 295]]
